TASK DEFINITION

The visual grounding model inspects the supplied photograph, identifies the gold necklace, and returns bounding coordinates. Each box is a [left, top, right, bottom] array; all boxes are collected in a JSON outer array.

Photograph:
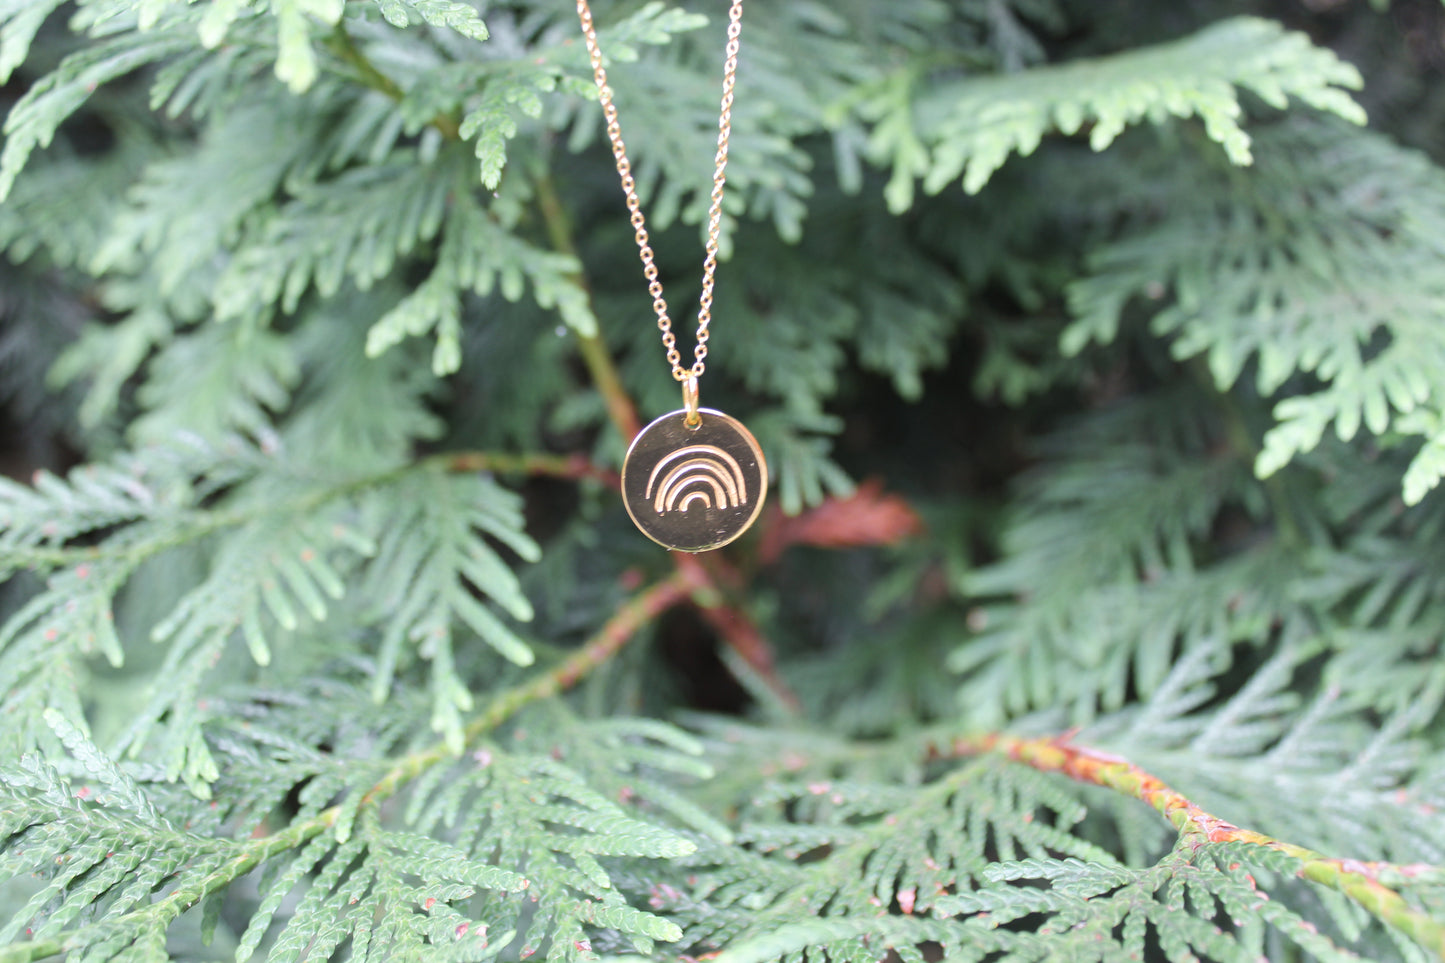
[[576, 0, 766, 553]]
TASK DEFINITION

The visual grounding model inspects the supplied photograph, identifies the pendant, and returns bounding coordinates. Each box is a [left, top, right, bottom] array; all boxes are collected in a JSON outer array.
[[621, 405, 767, 553]]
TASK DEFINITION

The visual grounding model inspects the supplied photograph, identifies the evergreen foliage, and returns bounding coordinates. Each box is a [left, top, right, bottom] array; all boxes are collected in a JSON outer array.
[[3, 0, 1445, 961]]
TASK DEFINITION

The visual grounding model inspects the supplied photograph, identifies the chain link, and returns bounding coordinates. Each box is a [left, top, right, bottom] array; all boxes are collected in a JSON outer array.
[[575, 0, 743, 384]]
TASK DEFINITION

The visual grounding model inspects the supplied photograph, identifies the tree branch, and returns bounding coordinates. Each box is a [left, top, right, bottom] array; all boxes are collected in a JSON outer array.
[[8, 450, 613, 571], [323, 26, 461, 141], [436, 450, 618, 487], [532, 163, 641, 442], [934, 731, 1445, 959], [0, 572, 700, 963]]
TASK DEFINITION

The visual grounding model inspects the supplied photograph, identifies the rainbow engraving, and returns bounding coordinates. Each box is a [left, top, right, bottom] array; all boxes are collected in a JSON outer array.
[[645, 445, 748, 513]]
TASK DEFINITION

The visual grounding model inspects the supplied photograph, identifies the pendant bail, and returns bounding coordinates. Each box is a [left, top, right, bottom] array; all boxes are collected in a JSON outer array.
[[682, 375, 701, 428]]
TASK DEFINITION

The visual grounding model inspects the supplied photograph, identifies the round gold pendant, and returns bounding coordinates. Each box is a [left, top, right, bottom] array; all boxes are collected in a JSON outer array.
[[621, 408, 767, 553]]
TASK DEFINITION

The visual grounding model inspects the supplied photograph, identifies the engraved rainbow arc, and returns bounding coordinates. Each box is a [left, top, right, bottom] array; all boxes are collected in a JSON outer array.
[[645, 445, 748, 513]]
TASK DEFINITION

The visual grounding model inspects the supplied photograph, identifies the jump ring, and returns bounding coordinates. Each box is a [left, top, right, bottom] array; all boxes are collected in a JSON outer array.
[[682, 374, 701, 428]]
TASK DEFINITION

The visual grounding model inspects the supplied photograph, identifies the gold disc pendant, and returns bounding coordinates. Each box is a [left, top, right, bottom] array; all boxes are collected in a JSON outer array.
[[621, 407, 767, 553]]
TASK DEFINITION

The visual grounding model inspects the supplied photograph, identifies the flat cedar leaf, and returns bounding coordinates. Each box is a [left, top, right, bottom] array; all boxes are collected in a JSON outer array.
[[1065, 115, 1445, 500], [1401, 417, 1445, 506], [914, 16, 1363, 201], [0, 0, 68, 83], [270, 0, 344, 92], [365, 190, 596, 368], [578, 901, 682, 942], [396, 0, 489, 40], [0, 29, 192, 201]]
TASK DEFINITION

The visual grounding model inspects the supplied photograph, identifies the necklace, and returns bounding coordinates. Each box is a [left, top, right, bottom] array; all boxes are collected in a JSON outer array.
[[576, 0, 766, 554]]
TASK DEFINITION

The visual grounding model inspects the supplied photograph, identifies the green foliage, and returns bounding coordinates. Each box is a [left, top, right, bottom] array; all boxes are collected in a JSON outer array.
[[4, 0, 1445, 960], [0, 27, 192, 201], [362, 184, 595, 373], [1066, 115, 1445, 504], [671, 701, 1443, 963], [360, 468, 539, 744], [706, 844, 1366, 963], [844, 14, 1366, 211], [1096, 643, 1445, 867]]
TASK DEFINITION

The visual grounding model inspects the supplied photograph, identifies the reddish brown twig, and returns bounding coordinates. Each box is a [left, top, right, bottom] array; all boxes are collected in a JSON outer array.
[[933, 732, 1445, 958]]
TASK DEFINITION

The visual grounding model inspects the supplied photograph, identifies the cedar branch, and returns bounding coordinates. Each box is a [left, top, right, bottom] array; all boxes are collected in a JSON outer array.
[[6, 450, 610, 571], [438, 450, 618, 487], [323, 26, 462, 141], [934, 732, 1445, 959], [0, 572, 698, 963], [532, 163, 642, 442]]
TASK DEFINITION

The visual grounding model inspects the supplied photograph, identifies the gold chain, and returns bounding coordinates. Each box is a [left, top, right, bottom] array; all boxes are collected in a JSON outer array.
[[575, 0, 744, 384]]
